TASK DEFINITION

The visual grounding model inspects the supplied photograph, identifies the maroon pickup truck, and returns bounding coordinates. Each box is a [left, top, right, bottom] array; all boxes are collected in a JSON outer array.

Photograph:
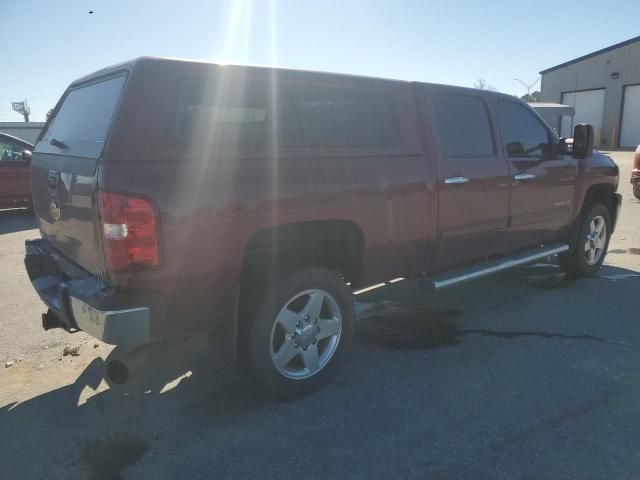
[[25, 58, 621, 397]]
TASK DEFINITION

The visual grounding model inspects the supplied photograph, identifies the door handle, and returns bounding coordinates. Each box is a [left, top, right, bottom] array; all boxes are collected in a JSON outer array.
[[513, 173, 536, 181], [444, 176, 469, 184]]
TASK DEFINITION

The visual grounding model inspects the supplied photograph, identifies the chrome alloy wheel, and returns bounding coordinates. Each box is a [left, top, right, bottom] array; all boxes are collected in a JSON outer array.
[[584, 215, 607, 266], [269, 289, 342, 379]]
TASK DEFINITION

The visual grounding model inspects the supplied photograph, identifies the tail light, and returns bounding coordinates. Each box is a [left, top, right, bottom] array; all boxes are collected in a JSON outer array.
[[98, 191, 159, 272]]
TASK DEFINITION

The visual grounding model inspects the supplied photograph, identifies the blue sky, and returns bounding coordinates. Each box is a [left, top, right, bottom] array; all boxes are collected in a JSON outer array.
[[1, 0, 639, 122]]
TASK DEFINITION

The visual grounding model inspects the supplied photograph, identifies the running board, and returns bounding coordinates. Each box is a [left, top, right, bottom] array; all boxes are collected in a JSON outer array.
[[430, 243, 569, 290]]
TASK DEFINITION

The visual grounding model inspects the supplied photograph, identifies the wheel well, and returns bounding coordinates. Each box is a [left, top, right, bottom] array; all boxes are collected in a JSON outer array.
[[566, 184, 618, 254], [235, 220, 363, 360], [240, 220, 364, 287], [582, 184, 617, 226]]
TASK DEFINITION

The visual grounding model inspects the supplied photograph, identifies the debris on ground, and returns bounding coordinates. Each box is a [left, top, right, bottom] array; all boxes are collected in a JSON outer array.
[[63, 346, 81, 357], [5, 360, 14, 368], [93, 343, 99, 348]]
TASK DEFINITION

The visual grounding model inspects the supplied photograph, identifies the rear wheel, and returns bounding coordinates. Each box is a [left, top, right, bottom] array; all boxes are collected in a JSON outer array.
[[559, 203, 611, 276], [633, 183, 640, 201], [247, 268, 354, 398]]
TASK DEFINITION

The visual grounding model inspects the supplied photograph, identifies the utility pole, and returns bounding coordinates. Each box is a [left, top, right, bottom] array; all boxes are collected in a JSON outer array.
[[11, 100, 30, 122], [514, 78, 540, 102]]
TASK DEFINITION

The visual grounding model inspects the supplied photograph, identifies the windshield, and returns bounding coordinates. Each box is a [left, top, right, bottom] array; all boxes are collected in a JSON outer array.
[[36, 75, 126, 158]]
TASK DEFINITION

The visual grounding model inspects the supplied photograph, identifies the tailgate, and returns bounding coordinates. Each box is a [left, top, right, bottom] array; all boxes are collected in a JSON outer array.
[[31, 74, 127, 277]]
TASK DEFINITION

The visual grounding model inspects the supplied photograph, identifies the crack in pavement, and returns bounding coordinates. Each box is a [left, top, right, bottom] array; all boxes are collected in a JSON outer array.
[[460, 329, 640, 351]]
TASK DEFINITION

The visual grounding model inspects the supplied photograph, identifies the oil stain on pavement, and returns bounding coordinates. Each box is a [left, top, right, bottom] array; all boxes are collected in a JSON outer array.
[[80, 435, 148, 480], [356, 301, 463, 349]]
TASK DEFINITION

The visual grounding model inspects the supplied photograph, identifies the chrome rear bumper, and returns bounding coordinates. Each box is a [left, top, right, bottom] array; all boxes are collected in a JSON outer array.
[[69, 297, 150, 346], [25, 238, 161, 348]]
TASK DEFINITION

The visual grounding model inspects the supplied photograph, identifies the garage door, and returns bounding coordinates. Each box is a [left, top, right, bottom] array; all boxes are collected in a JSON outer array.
[[560, 89, 605, 145], [620, 85, 640, 148]]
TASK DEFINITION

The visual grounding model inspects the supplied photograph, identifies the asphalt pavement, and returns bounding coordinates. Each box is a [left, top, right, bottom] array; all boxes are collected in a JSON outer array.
[[1, 151, 639, 480]]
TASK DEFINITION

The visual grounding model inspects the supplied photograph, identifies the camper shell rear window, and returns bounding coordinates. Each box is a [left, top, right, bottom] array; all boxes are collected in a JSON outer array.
[[36, 74, 127, 158]]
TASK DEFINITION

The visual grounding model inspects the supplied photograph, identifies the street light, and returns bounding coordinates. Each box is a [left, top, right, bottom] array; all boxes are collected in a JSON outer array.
[[514, 78, 540, 103]]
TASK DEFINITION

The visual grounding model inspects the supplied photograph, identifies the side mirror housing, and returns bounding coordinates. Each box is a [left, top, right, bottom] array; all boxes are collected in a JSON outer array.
[[558, 137, 573, 155], [21, 150, 32, 162], [572, 123, 594, 159]]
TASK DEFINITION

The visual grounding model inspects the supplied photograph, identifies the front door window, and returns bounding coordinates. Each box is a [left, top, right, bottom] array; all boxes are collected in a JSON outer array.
[[497, 101, 552, 160], [0, 139, 25, 162]]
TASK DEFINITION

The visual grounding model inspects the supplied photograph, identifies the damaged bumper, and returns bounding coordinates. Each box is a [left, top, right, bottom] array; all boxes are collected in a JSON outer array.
[[24, 239, 163, 348]]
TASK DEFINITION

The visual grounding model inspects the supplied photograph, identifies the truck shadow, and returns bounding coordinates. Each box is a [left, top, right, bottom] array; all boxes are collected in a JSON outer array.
[[0, 340, 274, 479], [0, 208, 36, 234], [1, 263, 639, 478]]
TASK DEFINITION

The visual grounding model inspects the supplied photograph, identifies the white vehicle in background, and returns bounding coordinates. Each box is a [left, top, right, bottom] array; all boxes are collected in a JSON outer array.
[[529, 102, 575, 137]]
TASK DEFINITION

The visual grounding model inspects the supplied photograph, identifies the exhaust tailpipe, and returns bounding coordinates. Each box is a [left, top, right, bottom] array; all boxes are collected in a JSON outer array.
[[106, 360, 129, 384], [41, 309, 62, 331]]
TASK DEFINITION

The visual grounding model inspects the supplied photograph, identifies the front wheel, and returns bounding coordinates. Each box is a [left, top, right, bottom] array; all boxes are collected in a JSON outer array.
[[559, 203, 611, 276], [247, 268, 354, 398]]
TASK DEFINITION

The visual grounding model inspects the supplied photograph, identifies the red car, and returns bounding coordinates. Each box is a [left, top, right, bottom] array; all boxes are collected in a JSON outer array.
[[0, 132, 33, 208]]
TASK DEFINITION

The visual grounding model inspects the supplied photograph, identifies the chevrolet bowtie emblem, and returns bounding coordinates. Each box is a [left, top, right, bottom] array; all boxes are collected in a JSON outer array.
[[49, 201, 61, 222]]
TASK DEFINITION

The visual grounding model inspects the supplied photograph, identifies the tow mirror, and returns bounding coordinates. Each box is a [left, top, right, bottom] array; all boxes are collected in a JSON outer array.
[[21, 150, 32, 162], [572, 123, 594, 160]]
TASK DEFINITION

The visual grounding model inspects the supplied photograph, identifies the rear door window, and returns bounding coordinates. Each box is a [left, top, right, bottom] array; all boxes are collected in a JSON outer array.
[[36, 74, 126, 158], [433, 93, 495, 157]]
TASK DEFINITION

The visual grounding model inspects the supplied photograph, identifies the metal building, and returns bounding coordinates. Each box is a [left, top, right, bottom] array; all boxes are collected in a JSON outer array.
[[540, 35, 640, 149]]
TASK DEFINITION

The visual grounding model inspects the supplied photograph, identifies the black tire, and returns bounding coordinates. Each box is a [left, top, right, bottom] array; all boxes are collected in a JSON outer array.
[[559, 203, 611, 276], [633, 183, 640, 201], [247, 268, 354, 398]]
